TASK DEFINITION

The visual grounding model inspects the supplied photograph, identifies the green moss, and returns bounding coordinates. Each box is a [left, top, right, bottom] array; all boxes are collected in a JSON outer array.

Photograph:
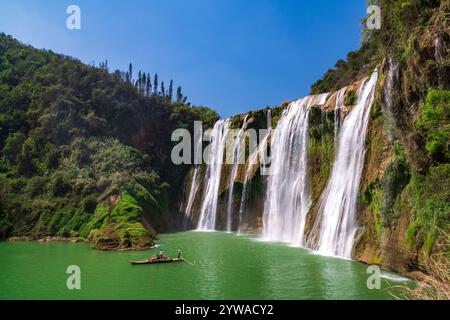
[[110, 192, 142, 222], [79, 203, 110, 238], [363, 180, 383, 238], [406, 220, 420, 249], [79, 192, 152, 248], [424, 231, 437, 256], [307, 107, 335, 201], [401, 34, 417, 60]]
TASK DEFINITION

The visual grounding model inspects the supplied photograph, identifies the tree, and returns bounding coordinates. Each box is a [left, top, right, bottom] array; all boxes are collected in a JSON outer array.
[[2, 132, 26, 164], [161, 81, 165, 98], [168, 80, 173, 101], [128, 63, 133, 83], [136, 71, 142, 92], [176, 86, 183, 103], [153, 73, 159, 95], [142, 73, 147, 94], [146, 73, 152, 97]]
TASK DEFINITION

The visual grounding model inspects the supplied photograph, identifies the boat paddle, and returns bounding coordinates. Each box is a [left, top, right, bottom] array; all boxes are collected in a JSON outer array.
[[181, 257, 196, 266]]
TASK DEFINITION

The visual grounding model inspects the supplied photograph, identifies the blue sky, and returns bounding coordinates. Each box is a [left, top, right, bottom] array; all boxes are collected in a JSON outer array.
[[0, 0, 367, 117]]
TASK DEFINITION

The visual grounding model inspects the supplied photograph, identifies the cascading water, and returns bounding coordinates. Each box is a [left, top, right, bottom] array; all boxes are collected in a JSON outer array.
[[262, 94, 328, 245], [226, 115, 250, 232], [435, 37, 444, 85], [384, 59, 399, 142], [197, 119, 230, 231], [313, 71, 378, 258]]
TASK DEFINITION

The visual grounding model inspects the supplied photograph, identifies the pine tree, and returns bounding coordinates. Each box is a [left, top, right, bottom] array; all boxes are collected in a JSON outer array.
[[168, 80, 173, 101], [142, 73, 147, 94], [176, 86, 183, 103], [146, 73, 152, 97], [128, 63, 133, 83], [153, 73, 159, 95], [137, 71, 142, 91], [161, 81, 165, 98]]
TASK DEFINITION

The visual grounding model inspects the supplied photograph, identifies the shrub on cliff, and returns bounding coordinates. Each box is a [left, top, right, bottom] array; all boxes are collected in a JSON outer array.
[[416, 89, 450, 163]]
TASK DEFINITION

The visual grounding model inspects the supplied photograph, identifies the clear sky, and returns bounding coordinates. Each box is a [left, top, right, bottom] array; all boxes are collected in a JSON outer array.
[[0, 0, 367, 117]]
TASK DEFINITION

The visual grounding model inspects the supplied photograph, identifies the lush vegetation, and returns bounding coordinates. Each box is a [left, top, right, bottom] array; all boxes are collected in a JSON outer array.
[[0, 33, 218, 247], [311, 0, 445, 94], [416, 89, 450, 162]]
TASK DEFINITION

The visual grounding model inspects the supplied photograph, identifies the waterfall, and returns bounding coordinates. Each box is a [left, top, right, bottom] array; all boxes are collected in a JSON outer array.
[[435, 37, 445, 86], [197, 119, 230, 231], [226, 115, 249, 232], [237, 169, 250, 235], [313, 71, 378, 258], [384, 59, 399, 142], [262, 94, 328, 245], [183, 126, 204, 226]]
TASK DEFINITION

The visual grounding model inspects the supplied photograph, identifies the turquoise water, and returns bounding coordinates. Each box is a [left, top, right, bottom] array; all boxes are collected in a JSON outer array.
[[0, 232, 410, 300]]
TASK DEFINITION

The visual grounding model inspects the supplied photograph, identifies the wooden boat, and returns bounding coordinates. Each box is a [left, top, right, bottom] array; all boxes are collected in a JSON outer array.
[[129, 257, 183, 265]]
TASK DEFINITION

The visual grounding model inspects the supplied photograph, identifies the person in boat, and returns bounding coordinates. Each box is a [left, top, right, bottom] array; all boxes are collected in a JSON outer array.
[[177, 249, 181, 259], [159, 249, 164, 260]]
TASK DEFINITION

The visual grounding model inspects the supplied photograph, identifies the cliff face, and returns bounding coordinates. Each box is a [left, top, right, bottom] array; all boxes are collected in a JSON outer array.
[[180, 1, 449, 275]]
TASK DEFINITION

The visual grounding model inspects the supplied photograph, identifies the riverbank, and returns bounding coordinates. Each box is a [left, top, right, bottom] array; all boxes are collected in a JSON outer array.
[[6, 236, 156, 251]]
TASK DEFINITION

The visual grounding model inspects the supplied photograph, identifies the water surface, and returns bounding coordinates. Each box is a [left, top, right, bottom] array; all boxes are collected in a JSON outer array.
[[0, 232, 409, 299]]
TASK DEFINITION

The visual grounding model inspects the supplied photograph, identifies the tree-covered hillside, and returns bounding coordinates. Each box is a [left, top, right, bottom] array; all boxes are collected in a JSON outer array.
[[0, 33, 218, 249]]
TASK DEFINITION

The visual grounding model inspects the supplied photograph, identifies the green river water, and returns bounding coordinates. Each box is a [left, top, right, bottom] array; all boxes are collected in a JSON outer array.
[[0, 231, 411, 300]]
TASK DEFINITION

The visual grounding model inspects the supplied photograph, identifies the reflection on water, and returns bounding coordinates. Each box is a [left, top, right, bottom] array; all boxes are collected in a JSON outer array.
[[0, 232, 411, 300]]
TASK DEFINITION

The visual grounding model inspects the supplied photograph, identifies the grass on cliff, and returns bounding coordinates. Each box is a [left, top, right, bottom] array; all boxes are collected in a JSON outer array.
[[394, 228, 450, 300], [405, 164, 449, 255]]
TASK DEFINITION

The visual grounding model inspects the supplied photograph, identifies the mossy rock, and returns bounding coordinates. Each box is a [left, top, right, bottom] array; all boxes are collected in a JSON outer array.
[[82, 191, 154, 250]]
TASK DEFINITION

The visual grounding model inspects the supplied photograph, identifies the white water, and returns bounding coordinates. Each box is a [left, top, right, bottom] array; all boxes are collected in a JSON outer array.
[[262, 94, 328, 245], [197, 119, 230, 231], [384, 59, 399, 142], [314, 71, 378, 258], [226, 115, 249, 232], [435, 37, 445, 85]]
